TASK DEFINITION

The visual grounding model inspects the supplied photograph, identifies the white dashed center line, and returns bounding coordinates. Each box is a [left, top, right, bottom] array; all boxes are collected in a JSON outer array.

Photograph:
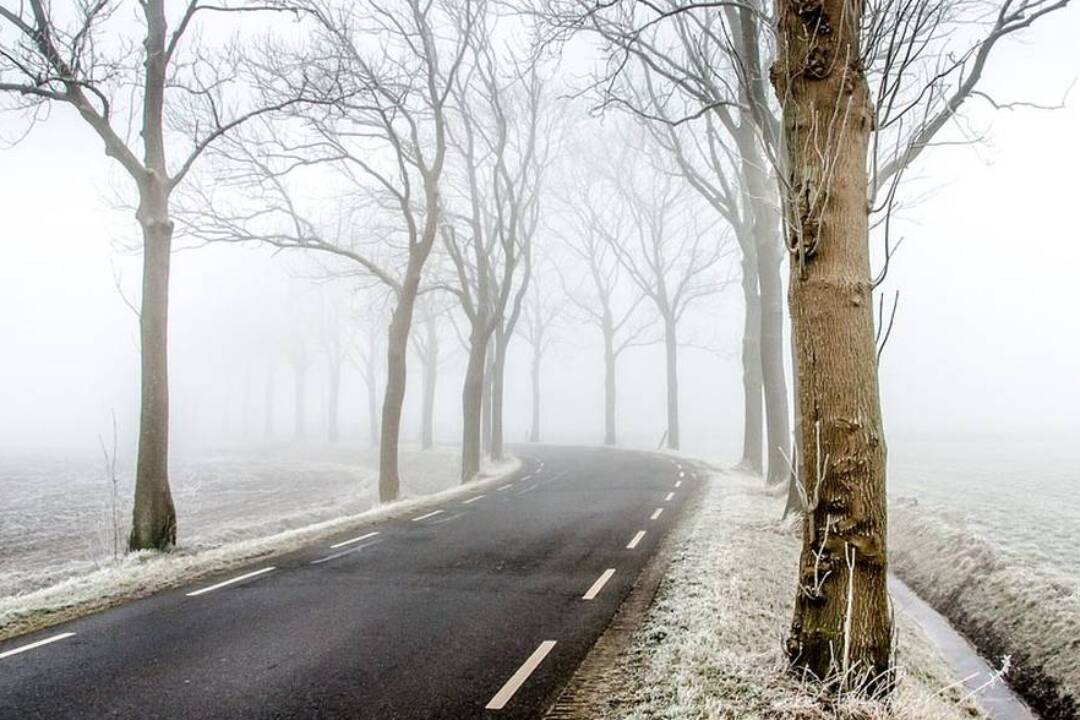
[[679, 471, 686, 478], [496, 484, 514, 492], [462, 495, 486, 505], [486, 641, 557, 710], [675, 480, 682, 488], [329, 531, 380, 550], [664, 491, 675, 502], [311, 540, 382, 565], [582, 569, 616, 600], [187, 567, 275, 597], [412, 510, 444, 522], [626, 531, 646, 550], [0, 632, 76, 661], [650, 508, 664, 520]]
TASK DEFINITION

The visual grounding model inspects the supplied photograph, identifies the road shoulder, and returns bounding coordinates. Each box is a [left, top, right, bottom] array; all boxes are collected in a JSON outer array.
[[546, 466, 985, 720]]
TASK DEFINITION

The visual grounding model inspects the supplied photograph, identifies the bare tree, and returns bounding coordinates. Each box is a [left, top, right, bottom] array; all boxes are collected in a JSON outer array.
[[537, 0, 793, 483], [438, 17, 544, 479], [555, 137, 652, 446], [604, 139, 734, 451], [411, 296, 448, 450], [320, 289, 359, 443], [352, 305, 387, 450], [186, 0, 478, 501], [520, 257, 562, 443], [0, 0, 317, 550]]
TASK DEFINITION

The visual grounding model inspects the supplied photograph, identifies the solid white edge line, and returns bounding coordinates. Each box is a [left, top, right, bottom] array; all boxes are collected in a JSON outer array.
[[0, 632, 76, 661], [329, 530, 380, 550], [582, 569, 616, 600], [650, 508, 663, 520], [626, 530, 646, 550], [462, 495, 485, 505], [664, 491, 675, 502], [412, 509, 444, 522], [187, 567, 275, 597], [485, 640, 557, 710]]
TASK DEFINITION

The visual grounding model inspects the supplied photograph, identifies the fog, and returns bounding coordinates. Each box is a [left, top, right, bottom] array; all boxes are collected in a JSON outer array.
[[2, 13, 1078, 460]]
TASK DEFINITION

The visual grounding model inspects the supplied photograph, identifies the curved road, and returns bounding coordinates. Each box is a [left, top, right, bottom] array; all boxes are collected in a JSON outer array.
[[0, 446, 699, 719]]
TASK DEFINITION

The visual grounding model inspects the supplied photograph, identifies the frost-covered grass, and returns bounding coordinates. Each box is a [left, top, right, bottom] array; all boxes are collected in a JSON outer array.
[[890, 501, 1080, 719], [582, 469, 982, 720], [0, 443, 519, 640], [888, 435, 1080, 719]]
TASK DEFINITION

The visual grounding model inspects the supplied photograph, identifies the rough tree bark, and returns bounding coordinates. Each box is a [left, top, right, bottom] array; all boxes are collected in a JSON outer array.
[[772, 0, 892, 689], [461, 331, 488, 480], [380, 273, 422, 502], [129, 184, 177, 551]]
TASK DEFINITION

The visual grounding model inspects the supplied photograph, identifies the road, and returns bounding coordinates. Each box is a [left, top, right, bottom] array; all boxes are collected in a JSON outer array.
[[0, 445, 698, 719]]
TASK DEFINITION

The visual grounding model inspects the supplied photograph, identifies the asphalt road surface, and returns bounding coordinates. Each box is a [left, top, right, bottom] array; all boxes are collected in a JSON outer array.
[[0, 445, 699, 719]]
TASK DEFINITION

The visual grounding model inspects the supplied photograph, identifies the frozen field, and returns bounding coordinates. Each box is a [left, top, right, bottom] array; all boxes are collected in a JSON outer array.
[[889, 434, 1079, 574], [0, 443, 463, 598]]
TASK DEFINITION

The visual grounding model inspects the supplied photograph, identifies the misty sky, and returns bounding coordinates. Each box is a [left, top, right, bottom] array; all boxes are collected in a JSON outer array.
[[1, 6, 1077, 461]]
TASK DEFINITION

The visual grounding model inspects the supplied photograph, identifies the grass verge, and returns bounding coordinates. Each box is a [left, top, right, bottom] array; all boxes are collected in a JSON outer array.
[[550, 468, 984, 719]]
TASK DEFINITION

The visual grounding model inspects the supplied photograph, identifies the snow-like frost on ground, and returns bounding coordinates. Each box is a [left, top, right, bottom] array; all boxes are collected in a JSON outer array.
[[0, 444, 519, 638], [583, 468, 982, 720]]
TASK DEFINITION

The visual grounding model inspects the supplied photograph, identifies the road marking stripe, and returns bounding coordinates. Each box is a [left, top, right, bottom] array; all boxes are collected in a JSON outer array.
[[187, 567, 275, 597], [675, 480, 682, 488], [311, 540, 381, 565], [516, 484, 538, 495], [626, 531, 646, 550], [462, 495, 486, 505], [0, 633, 76, 660], [329, 531, 380, 550], [486, 640, 557, 710], [412, 510, 444, 522], [664, 491, 675, 502], [582, 569, 616, 600], [650, 508, 663, 520], [497, 484, 513, 492], [679, 471, 685, 478]]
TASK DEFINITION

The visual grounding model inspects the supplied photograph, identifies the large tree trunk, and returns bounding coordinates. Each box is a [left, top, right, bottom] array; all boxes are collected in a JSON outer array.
[[773, 0, 892, 690], [378, 288, 417, 503], [528, 346, 541, 443], [490, 325, 508, 461], [129, 199, 177, 551], [420, 320, 438, 450], [460, 331, 487, 481], [602, 324, 617, 446], [663, 315, 680, 451], [738, 248, 764, 473], [327, 359, 341, 443]]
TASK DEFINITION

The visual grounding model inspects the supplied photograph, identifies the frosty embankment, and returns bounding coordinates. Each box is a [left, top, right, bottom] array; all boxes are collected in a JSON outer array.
[[550, 468, 1005, 720]]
